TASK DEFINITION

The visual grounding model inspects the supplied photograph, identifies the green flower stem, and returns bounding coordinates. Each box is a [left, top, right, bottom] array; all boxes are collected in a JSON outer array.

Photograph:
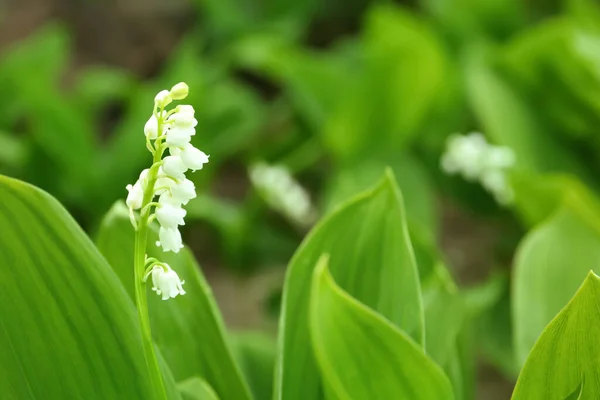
[[133, 111, 168, 400]]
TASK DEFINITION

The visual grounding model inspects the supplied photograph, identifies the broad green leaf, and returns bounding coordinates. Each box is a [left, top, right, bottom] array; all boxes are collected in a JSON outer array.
[[325, 153, 437, 237], [512, 271, 600, 399], [96, 202, 252, 400], [276, 170, 423, 400], [178, 377, 220, 400], [0, 175, 178, 399], [309, 256, 454, 400], [230, 332, 276, 400], [512, 204, 600, 366]]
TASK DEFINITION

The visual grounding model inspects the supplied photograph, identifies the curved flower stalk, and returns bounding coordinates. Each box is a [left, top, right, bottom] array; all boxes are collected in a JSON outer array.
[[249, 162, 317, 228], [440, 133, 515, 204], [125, 82, 208, 399]]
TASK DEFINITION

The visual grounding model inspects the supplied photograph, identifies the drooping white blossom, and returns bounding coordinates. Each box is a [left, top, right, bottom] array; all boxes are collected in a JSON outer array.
[[162, 155, 188, 180], [157, 226, 184, 253], [165, 127, 195, 147], [126, 181, 144, 210], [441, 133, 516, 205], [145, 264, 186, 300], [179, 143, 209, 171], [155, 200, 186, 228]]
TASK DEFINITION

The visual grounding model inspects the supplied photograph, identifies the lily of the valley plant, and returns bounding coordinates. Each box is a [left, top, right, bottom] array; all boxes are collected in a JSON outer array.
[[125, 82, 209, 398]]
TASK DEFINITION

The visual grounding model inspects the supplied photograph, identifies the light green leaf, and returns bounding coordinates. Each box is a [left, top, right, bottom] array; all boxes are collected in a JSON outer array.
[[512, 204, 600, 367], [512, 271, 600, 399], [0, 175, 178, 399], [96, 202, 252, 400], [276, 170, 423, 400], [178, 377, 220, 400], [310, 256, 454, 400]]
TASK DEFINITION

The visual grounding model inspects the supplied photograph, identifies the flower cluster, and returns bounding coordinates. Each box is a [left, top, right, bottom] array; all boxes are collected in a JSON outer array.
[[441, 133, 516, 204], [249, 162, 316, 227], [126, 82, 209, 299]]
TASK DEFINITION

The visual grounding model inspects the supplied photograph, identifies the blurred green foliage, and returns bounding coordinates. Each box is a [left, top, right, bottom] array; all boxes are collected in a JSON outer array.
[[2, 0, 600, 397]]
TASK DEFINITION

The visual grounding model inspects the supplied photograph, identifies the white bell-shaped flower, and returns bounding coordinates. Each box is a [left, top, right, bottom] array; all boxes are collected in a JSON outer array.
[[157, 226, 184, 253], [155, 199, 186, 228], [126, 181, 144, 210], [168, 110, 198, 128], [144, 114, 168, 140], [179, 143, 209, 172], [146, 264, 186, 300], [162, 155, 188, 179], [170, 179, 196, 205], [166, 126, 195, 148]]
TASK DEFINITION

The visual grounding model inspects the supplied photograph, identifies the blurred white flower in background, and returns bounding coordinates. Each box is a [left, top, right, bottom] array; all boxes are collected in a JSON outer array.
[[249, 162, 317, 228], [441, 133, 516, 204]]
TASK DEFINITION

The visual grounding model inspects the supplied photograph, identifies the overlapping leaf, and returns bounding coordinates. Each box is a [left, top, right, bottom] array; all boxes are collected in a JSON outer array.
[[512, 272, 600, 399], [0, 175, 178, 399], [276, 171, 423, 400], [309, 256, 453, 399]]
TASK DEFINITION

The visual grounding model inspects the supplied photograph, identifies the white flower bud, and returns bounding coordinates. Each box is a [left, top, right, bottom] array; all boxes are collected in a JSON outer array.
[[180, 143, 209, 172], [144, 115, 159, 140], [162, 155, 188, 180], [154, 90, 172, 108], [170, 82, 189, 100], [165, 126, 195, 148], [155, 201, 186, 228], [157, 226, 184, 253], [146, 264, 186, 300], [125, 181, 144, 210]]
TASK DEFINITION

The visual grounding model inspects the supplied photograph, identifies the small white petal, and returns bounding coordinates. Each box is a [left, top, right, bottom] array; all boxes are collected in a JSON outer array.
[[158, 226, 184, 253], [149, 264, 186, 300], [144, 116, 159, 139], [168, 110, 198, 128], [166, 127, 195, 148], [126, 181, 144, 210], [155, 202, 186, 228], [170, 179, 196, 205], [162, 155, 188, 180], [154, 90, 172, 107], [180, 143, 209, 172]]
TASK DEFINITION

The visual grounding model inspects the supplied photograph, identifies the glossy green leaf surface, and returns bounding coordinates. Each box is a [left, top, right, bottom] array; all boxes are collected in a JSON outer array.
[[512, 272, 600, 399], [310, 256, 453, 400], [512, 204, 600, 366], [0, 175, 175, 399], [96, 202, 252, 400], [276, 171, 423, 400]]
